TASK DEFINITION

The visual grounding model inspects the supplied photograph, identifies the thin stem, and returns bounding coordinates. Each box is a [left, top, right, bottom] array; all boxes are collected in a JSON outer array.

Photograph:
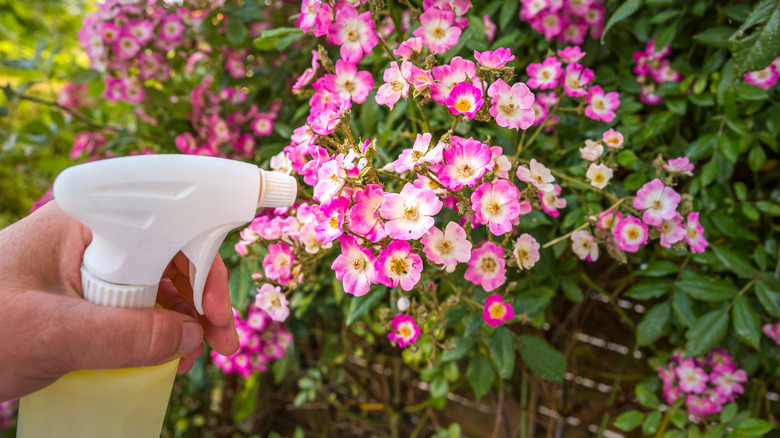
[[524, 99, 560, 151], [514, 130, 527, 160], [375, 169, 414, 184], [415, 98, 430, 132], [16, 93, 119, 132], [542, 198, 624, 249], [491, 380, 505, 438], [727, 274, 762, 311]]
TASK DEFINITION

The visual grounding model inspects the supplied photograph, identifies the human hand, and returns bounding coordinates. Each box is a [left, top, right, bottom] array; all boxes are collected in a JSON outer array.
[[0, 201, 240, 401]]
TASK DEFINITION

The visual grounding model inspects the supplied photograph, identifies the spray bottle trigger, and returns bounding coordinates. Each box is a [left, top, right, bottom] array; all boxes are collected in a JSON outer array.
[[180, 224, 238, 315]]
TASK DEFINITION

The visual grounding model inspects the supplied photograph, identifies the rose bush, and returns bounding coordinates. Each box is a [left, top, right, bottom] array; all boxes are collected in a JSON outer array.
[[1, 0, 780, 436]]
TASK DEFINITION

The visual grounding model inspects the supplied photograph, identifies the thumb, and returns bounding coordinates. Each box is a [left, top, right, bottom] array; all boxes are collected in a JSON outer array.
[[25, 291, 203, 373]]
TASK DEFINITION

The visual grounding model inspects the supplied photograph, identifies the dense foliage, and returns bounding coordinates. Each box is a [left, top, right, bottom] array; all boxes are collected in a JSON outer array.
[[1, 0, 780, 437]]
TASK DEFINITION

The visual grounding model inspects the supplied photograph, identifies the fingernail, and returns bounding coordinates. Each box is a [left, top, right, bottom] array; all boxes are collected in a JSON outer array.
[[179, 322, 203, 354]]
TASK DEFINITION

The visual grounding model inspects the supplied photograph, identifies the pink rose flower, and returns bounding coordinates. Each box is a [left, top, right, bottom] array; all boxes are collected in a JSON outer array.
[[465, 242, 506, 292], [483, 294, 514, 327], [393, 132, 444, 173], [327, 5, 378, 62], [446, 81, 485, 119], [585, 85, 620, 123], [561, 62, 594, 97], [388, 314, 420, 347], [439, 136, 494, 190], [685, 212, 709, 253], [347, 184, 387, 242], [380, 183, 443, 240], [513, 233, 540, 270], [633, 178, 681, 226], [557, 46, 586, 63], [526, 57, 563, 90], [420, 222, 472, 271], [474, 48, 515, 69], [571, 230, 599, 261], [487, 79, 536, 130], [374, 240, 423, 291], [664, 157, 694, 176], [414, 7, 462, 54], [376, 61, 411, 109], [658, 212, 686, 248], [516, 158, 555, 193], [538, 183, 567, 217], [613, 215, 648, 253], [472, 180, 524, 235], [255, 283, 290, 322], [602, 128, 624, 148], [332, 235, 377, 297]]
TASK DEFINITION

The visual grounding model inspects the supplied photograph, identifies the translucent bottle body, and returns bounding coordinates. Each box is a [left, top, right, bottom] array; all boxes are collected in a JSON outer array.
[[17, 359, 178, 438]]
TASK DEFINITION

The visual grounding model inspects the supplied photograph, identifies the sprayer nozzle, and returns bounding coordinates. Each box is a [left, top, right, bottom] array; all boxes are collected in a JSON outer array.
[[257, 170, 297, 208]]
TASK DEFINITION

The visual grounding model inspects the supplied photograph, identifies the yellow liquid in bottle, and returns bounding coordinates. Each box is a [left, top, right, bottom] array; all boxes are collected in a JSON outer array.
[[17, 359, 179, 438]]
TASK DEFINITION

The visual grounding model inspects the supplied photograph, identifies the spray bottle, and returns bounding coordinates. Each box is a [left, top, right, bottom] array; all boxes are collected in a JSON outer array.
[[16, 154, 297, 438]]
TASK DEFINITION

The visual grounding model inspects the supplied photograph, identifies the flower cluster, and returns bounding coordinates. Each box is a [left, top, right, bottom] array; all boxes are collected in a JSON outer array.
[[0, 400, 16, 431], [520, 0, 604, 44], [744, 56, 780, 90], [632, 39, 682, 105], [657, 349, 747, 418], [175, 78, 281, 158], [525, 46, 620, 124], [211, 305, 292, 378]]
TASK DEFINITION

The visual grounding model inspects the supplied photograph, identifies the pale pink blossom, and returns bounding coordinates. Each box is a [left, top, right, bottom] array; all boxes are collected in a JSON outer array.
[[513, 233, 540, 270], [393, 133, 444, 173], [376, 61, 411, 109], [394, 37, 423, 60], [472, 180, 524, 235], [602, 128, 623, 148], [633, 178, 681, 226], [685, 212, 708, 253], [745, 64, 779, 90], [483, 294, 514, 327], [446, 81, 484, 119], [562, 62, 594, 97], [557, 46, 586, 63], [430, 56, 476, 104], [127, 19, 154, 45], [255, 283, 289, 322], [421, 222, 472, 271], [322, 59, 374, 104], [598, 209, 622, 229], [516, 158, 555, 193], [159, 14, 184, 42], [664, 157, 694, 176], [676, 359, 708, 394], [579, 139, 603, 161], [538, 183, 566, 217], [388, 314, 420, 347], [585, 85, 620, 123], [251, 113, 274, 136], [332, 235, 377, 297], [314, 156, 346, 203], [474, 48, 515, 69], [439, 136, 494, 190], [526, 57, 563, 90], [381, 183, 443, 240], [348, 184, 387, 242], [414, 7, 462, 54], [327, 5, 378, 62], [314, 197, 349, 245], [536, 11, 564, 40], [408, 64, 434, 91], [374, 240, 423, 291], [613, 215, 648, 253], [101, 21, 120, 43], [293, 50, 320, 90], [658, 212, 686, 248], [114, 33, 140, 58], [712, 365, 747, 402], [487, 79, 536, 130], [763, 322, 780, 345], [586, 163, 613, 189], [571, 230, 599, 261], [491, 146, 511, 179], [465, 242, 507, 292], [483, 15, 496, 40]]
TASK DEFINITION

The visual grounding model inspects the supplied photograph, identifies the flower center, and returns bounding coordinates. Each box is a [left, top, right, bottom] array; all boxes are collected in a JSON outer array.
[[328, 216, 339, 229], [594, 99, 605, 110], [347, 29, 358, 42], [410, 150, 424, 161], [568, 77, 580, 88], [343, 80, 355, 92], [330, 173, 341, 183], [517, 248, 528, 259], [404, 206, 418, 221], [352, 257, 365, 271], [660, 221, 670, 232], [500, 102, 515, 116], [607, 138, 619, 146], [757, 70, 768, 79], [121, 39, 133, 50], [652, 199, 662, 210], [459, 164, 474, 178], [438, 240, 452, 255], [542, 70, 551, 79], [391, 258, 407, 276], [270, 295, 281, 308], [534, 175, 543, 184], [455, 98, 471, 112], [594, 173, 604, 182], [391, 79, 404, 92], [543, 15, 557, 28], [489, 302, 507, 319], [627, 229, 639, 240], [399, 324, 412, 338], [687, 227, 697, 238], [165, 23, 178, 35], [481, 256, 496, 272], [432, 26, 444, 38], [488, 201, 501, 214]]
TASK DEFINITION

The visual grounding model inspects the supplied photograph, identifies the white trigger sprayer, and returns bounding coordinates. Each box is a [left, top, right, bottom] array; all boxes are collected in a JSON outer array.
[[16, 154, 297, 438]]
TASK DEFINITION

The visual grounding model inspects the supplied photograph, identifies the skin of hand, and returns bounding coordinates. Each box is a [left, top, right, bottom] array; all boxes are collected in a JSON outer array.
[[0, 201, 240, 401]]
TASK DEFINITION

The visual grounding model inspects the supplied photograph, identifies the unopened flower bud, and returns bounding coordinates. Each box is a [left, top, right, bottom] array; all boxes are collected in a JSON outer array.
[[397, 296, 410, 312]]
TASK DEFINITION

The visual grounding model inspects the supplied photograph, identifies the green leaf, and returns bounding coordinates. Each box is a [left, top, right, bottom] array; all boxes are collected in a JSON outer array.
[[517, 335, 566, 382], [672, 290, 698, 327], [728, 0, 780, 76], [487, 326, 515, 379], [635, 383, 660, 409], [561, 277, 583, 302], [442, 336, 475, 362], [499, 0, 519, 30], [720, 403, 738, 423], [614, 410, 644, 431], [70, 69, 100, 84], [346, 288, 387, 325], [755, 201, 780, 216], [601, 0, 643, 42], [694, 26, 736, 48], [637, 301, 671, 346], [755, 280, 780, 318], [685, 309, 729, 357], [627, 279, 673, 300], [643, 411, 663, 435], [429, 374, 449, 399], [466, 353, 495, 400], [655, 24, 677, 50], [639, 260, 679, 277], [732, 295, 761, 350], [677, 275, 739, 302], [736, 418, 774, 436], [703, 425, 725, 438], [748, 145, 767, 172], [735, 82, 769, 100], [718, 136, 739, 163], [226, 19, 248, 46], [711, 246, 758, 279]]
